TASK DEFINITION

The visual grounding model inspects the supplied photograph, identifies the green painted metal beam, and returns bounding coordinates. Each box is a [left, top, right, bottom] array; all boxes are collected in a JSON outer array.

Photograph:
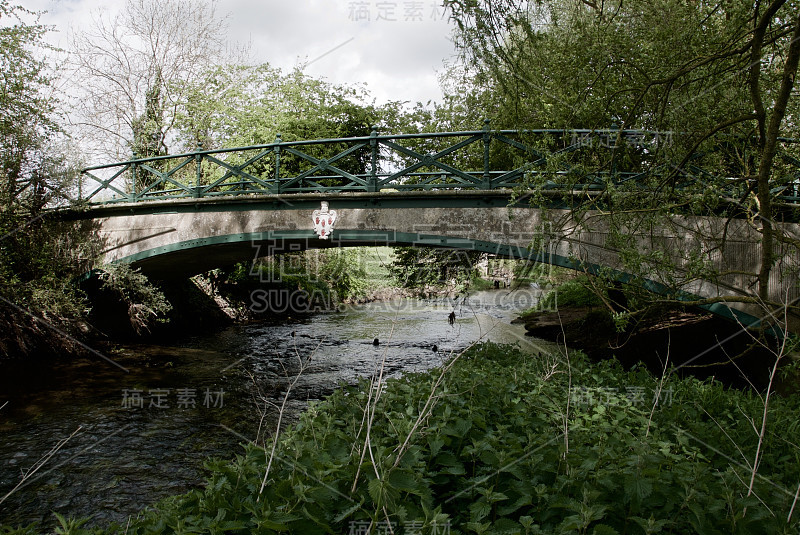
[[111, 228, 765, 329]]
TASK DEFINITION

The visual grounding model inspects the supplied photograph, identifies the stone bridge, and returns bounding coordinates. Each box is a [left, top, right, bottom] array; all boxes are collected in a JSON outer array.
[[62, 190, 800, 332]]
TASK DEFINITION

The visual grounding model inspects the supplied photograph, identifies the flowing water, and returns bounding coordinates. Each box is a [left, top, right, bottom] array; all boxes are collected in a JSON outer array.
[[0, 290, 554, 529]]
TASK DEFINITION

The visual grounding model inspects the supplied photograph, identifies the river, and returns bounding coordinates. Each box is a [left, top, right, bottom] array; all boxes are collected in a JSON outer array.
[[0, 289, 554, 529]]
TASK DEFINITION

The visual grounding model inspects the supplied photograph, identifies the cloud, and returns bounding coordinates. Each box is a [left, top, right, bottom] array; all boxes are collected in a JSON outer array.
[[27, 0, 456, 105], [213, 0, 454, 104]]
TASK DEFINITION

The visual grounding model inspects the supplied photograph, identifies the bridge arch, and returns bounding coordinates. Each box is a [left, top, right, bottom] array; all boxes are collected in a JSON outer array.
[[63, 190, 784, 329], [114, 229, 764, 327]]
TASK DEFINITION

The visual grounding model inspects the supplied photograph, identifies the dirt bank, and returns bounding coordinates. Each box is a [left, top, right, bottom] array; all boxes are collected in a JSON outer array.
[[515, 306, 785, 390]]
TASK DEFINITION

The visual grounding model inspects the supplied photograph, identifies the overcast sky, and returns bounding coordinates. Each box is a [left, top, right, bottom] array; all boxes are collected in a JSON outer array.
[[25, 0, 458, 106]]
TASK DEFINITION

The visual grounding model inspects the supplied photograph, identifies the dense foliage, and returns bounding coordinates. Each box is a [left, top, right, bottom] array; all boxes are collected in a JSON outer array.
[[538, 275, 604, 310], [0, 1, 100, 356], [96, 264, 172, 335], [446, 0, 799, 134], [0, 1, 175, 354], [126, 344, 800, 533], [222, 248, 380, 313], [445, 0, 800, 324], [168, 65, 411, 190], [390, 247, 482, 291], [6, 343, 795, 534], [174, 65, 405, 152]]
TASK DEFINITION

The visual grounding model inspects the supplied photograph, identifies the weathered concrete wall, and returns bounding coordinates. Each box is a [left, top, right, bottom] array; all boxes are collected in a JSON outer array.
[[67, 190, 800, 330]]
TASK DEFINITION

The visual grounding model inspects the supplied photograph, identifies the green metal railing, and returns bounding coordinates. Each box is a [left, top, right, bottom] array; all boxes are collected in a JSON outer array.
[[78, 125, 800, 205]]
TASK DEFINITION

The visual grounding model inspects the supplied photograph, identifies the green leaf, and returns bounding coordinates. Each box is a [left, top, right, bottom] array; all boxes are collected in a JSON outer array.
[[624, 476, 653, 504], [388, 469, 421, 493], [428, 437, 445, 457], [332, 501, 364, 523], [492, 517, 523, 534], [470, 500, 492, 522], [591, 524, 620, 535], [367, 477, 383, 506]]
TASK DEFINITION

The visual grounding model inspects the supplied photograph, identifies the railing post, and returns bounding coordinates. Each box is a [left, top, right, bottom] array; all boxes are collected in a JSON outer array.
[[273, 133, 282, 194], [195, 142, 202, 198], [131, 152, 138, 203], [482, 118, 492, 190], [369, 125, 379, 193]]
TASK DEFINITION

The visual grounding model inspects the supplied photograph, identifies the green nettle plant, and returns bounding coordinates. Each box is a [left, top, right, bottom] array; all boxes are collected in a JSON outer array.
[[14, 342, 791, 534]]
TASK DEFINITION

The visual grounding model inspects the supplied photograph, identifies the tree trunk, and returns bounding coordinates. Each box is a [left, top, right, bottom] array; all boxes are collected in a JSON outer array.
[[756, 13, 800, 301]]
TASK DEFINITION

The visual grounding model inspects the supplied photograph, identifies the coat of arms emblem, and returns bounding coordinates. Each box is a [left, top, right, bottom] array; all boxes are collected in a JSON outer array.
[[312, 201, 337, 239]]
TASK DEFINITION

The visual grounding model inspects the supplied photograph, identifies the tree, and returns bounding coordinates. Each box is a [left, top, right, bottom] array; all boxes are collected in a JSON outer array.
[[0, 1, 60, 211], [68, 0, 234, 161], [172, 64, 406, 186], [130, 67, 167, 160], [0, 1, 104, 356], [446, 0, 800, 326]]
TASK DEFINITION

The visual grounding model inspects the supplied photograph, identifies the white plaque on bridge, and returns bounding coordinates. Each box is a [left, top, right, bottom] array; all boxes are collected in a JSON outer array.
[[312, 201, 337, 239]]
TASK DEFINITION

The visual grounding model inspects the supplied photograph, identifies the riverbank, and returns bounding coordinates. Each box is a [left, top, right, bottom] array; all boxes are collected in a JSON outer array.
[[514, 304, 796, 390], [6, 341, 797, 533], [0, 292, 544, 530]]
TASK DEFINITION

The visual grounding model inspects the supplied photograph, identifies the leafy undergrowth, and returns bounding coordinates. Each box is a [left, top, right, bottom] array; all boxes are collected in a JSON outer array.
[[538, 276, 604, 310], [5, 343, 800, 534]]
